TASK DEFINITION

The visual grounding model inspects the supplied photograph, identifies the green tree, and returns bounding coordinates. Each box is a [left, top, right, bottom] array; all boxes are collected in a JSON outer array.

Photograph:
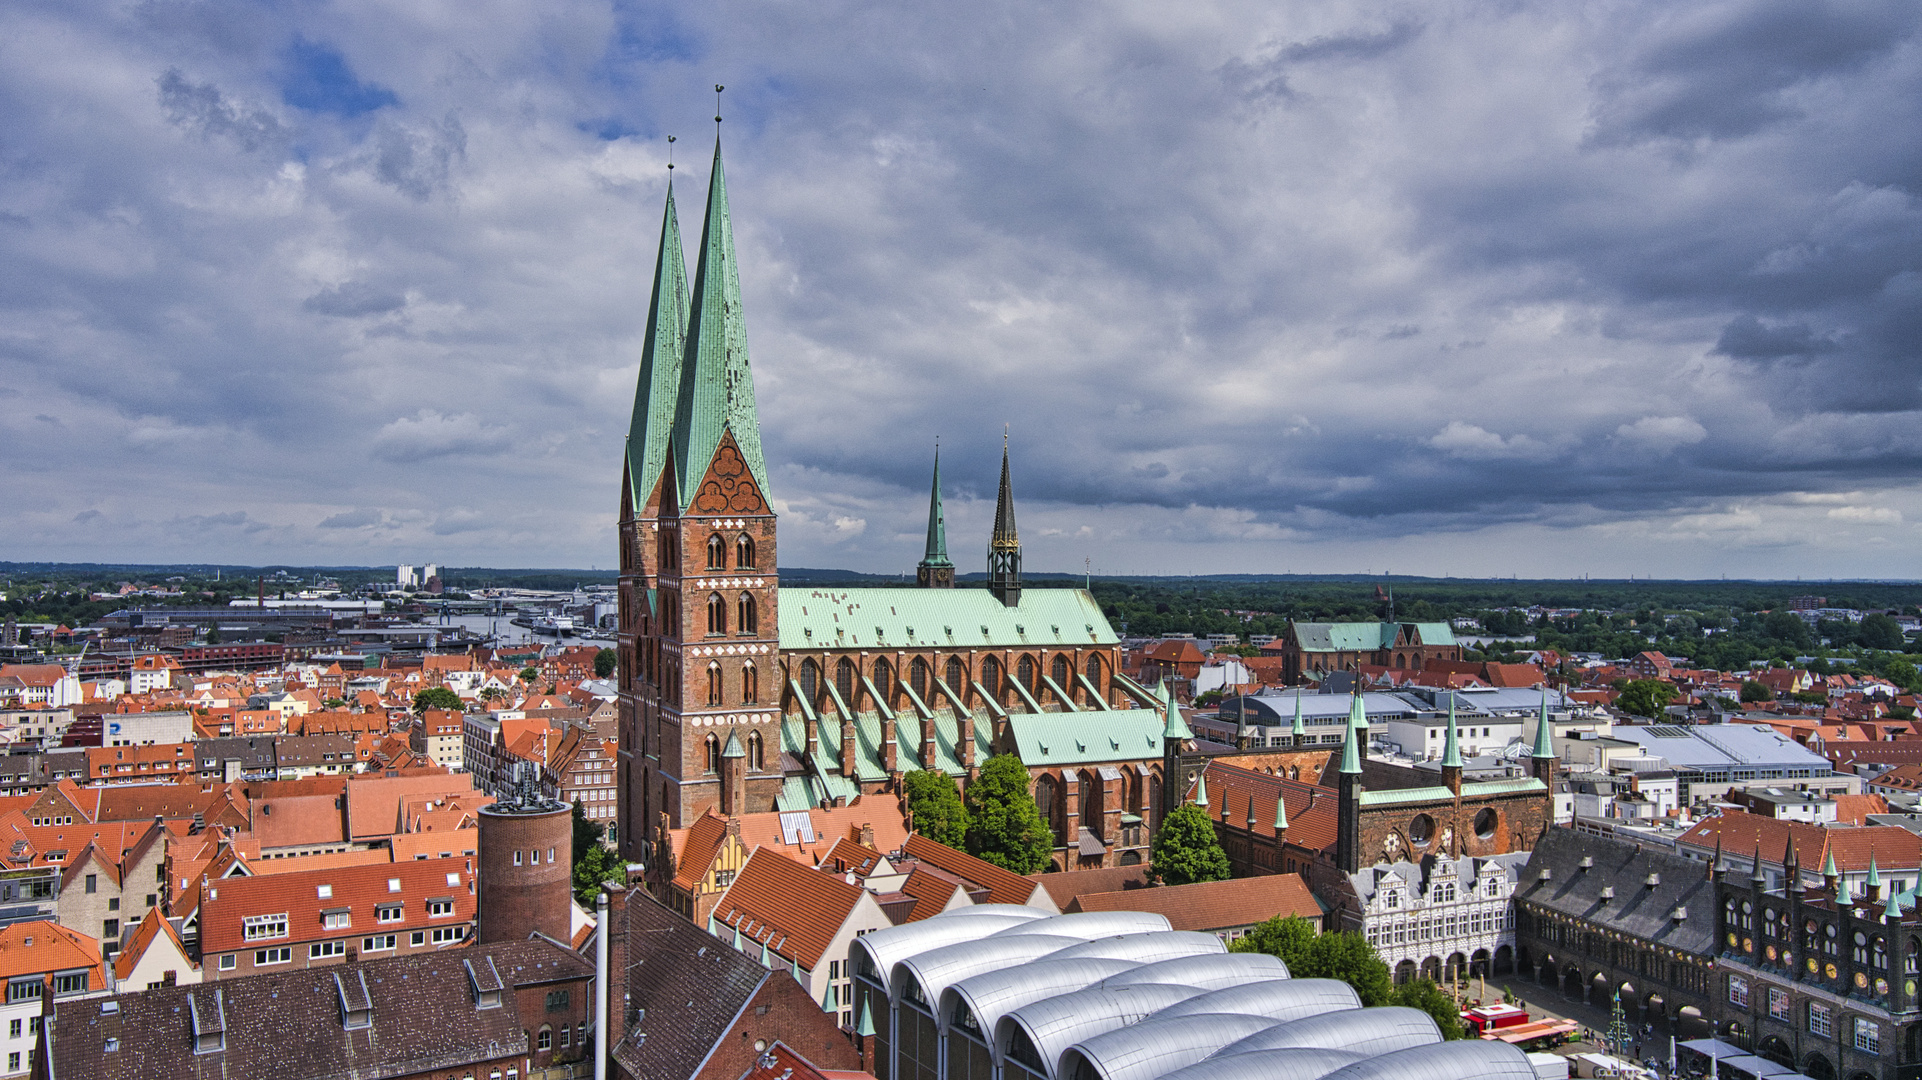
[[1861, 613, 1907, 651], [518, 666, 540, 683], [1150, 803, 1232, 886], [903, 770, 969, 849], [963, 754, 1052, 874], [412, 686, 462, 714], [1234, 917, 1393, 1007], [1616, 679, 1678, 718], [572, 799, 606, 862], [1739, 680, 1774, 703], [572, 844, 626, 906], [594, 648, 617, 679], [1392, 978, 1467, 1039], [1761, 611, 1815, 650], [1882, 657, 1919, 689]]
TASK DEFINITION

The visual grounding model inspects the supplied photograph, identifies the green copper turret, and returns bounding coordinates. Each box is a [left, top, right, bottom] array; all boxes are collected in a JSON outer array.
[[917, 447, 954, 587]]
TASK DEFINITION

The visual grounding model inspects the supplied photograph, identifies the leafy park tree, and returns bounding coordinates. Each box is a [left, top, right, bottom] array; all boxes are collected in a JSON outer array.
[[518, 666, 540, 683], [1150, 803, 1231, 886], [594, 648, 617, 678], [964, 754, 1052, 874], [1616, 679, 1678, 718], [903, 770, 969, 848], [1739, 680, 1774, 703], [412, 686, 462, 714], [570, 801, 625, 904], [1392, 977, 1467, 1039], [1232, 916, 1393, 1007], [1882, 657, 1920, 690], [1860, 613, 1907, 651], [1761, 611, 1814, 650]]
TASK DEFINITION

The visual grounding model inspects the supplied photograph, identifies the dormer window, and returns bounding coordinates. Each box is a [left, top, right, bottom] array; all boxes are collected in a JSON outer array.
[[243, 914, 288, 941], [336, 970, 374, 1031], [464, 957, 504, 1010], [377, 904, 403, 924], [427, 899, 455, 917]]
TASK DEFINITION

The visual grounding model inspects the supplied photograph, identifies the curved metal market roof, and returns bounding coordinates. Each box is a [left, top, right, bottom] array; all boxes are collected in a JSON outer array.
[[1156, 1047, 1368, 1080], [1058, 1012, 1284, 1080], [1211, 1006, 1439, 1059], [1098, 952, 1290, 990], [1317, 1039, 1536, 1080], [992, 911, 1171, 940], [892, 934, 1088, 1010], [852, 910, 1041, 996], [1044, 931, 1225, 964], [995, 983, 1204, 1076], [940, 957, 1140, 1040], [1150, 979, 1359, 1024]]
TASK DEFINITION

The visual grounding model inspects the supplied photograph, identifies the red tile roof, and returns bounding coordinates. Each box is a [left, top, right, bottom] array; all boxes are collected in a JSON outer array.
[[1195, 761, 1339, 853], [715, 847, 870, 969], [1677, 812, 1922, 874], [1065, 874, 1324, 932], [900, 834, 1047, 908], [198, 855, 475, 956]]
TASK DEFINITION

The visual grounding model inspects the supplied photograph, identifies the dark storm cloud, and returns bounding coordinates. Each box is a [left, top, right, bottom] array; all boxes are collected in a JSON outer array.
[[4, 0, 1922, 574]]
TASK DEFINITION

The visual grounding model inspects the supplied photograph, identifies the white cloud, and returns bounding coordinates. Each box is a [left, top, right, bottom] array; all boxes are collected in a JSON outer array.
[[1827, 505, 1902, 524], [1613, 416, 1708, 453], [1428, 421, 1550, 460], [372, 411, 514, 463]]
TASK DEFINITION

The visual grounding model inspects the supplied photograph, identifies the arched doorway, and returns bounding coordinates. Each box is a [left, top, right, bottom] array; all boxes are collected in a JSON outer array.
[[1590, 971, 1609, 1007], [1395, 960, 1417, 984], [1802, 1054, 1835, 1080], [1758, 1037, 1794, 1070], [1471, 949, 1490, 978], [1644, 992, 1665, 1029], [1618, 983, 1637, 1023], [1446, 953, 1468, 983], [1562, 965, 1581, 997], [1421, 956, 1442, 982], [1494, 945, 1513, 975], [1676, 1006, 1708, 1040], [1846, 1072, 1877, 1080]]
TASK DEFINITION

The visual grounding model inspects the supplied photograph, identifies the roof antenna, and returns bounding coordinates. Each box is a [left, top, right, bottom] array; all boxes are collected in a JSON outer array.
[[715, 84, 725, 133], [667, 134, 676, 171]]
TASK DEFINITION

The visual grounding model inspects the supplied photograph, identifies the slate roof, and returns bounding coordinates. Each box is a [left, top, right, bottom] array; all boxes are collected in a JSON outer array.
[[618, 888, 773, 1080], [42, 938, 586, 1080], [1515, 828, 1712, 954]]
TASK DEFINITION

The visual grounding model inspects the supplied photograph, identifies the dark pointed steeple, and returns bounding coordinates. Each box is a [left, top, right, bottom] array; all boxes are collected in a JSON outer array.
[[987, 437, 1022, 607], [625, 179, 690, 514], [916, 446, 954, 588]]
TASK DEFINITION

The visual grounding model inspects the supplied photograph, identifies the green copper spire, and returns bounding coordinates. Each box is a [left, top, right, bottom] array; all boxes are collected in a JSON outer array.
[[856, 995, 876, 1037], [1530, 687, 1556, 759], [1347, 684, 1369, 732], [1161, 679, 1194, 741], [1870, 850, 1882, 889], [1839, 875, 1853, 905], [672, 136, 771, 510], [1441, 697, 1463, 770], [1339, 702, 1363, 776], [1824, 846, 1839, 879], [917, 446, 953, 587], [1291, 692, 1305, 738], [759, 939, 769, 967], [1274, 793, 1289, 831], [1192, 773, 1209, 808], [626, 179, 690, 512]]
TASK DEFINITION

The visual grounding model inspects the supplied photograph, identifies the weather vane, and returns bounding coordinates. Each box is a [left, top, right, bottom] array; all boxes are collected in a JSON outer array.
[[716, 84, 725, 130], [667, 134, 676, 171]]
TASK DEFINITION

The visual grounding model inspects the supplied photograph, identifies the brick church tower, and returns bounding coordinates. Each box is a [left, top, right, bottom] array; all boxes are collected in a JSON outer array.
[[618, 137, 782, 862]]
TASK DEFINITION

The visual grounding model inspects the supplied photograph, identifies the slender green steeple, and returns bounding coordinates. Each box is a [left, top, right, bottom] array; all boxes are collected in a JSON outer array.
[[1339, 698, 1364, 776], [1273, 792, 1289, 831], [917, 446, 954, 587], [626, 179, 690, 512], [1161, 679, 1194, 742], [1192, 773, 1209, 807], [672, 136, 771, 510], [1441, 697, 1463, 770], [1869, 850, 1882, 890], [1824, 847, 1839, 880], [1291, 691, 1305, 746], [1531, 688, 1556, 757]]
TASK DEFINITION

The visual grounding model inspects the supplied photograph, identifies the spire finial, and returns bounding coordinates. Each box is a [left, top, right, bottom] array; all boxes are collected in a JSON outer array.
[[715, 84, 724, 129], [668, 133, 676, 171]]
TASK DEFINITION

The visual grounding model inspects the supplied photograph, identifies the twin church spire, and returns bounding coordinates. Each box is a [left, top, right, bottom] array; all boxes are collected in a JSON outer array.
[[625, 137, 770, 518], [915, 440, 1023, 606]]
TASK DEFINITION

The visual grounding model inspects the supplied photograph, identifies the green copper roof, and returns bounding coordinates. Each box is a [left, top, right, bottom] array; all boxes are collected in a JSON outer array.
[[920, 448, 952, 569], [1288, 621, 1459, 653], [1273, 793, 1289, 830], [1192, 773, 1209, 807], [776, 587, 1117, 650], [1869, 851, 1882, 888], [1348, 688, 1369, 732], [1161, 679, 1194, 742], [1338, 703, 1362, 776], [1839, 876, 1853, 905], [672, 137, 771, 510], [722, 728, 745, 758], [1529, 689, 1556, 759], [1441, 698, 1463, 770], [1291, 693, 1305, 737], [626, 180, 690, 512], [1009, 710, 1166, 766], [1824, 847, 1839, 878], [856, 995, 876, 1037]]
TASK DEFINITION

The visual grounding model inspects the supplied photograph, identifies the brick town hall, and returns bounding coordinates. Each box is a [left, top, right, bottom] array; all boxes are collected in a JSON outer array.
[[614, 137, 1191, 873]]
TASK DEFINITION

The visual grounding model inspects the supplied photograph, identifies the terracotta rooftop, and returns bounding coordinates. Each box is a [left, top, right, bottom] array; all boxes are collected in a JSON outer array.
[[1064, 874, 1325, 932], [199, 855, 475, 956], [900, 834, 1049, 908], [715, 847, 870, 969]]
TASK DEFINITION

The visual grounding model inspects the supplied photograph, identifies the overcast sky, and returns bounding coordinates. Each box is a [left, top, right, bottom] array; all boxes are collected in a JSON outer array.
[[4, 1, 1921, 579]]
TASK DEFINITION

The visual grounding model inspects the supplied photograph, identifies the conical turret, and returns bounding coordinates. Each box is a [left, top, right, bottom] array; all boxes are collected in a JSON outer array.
[[1290, 692, 1306, 747], [626, 180, 690, 517], [1192, 773, 1209, 808], [987, 440, 1022, 606], [1529, 686, 1557, 785], [1273, 793, 1289, 831], [1161, 680, 1194, 742], [672, 136, 771, 511], [1441, 697, 1463, 796], [916, 447, 954, 587]]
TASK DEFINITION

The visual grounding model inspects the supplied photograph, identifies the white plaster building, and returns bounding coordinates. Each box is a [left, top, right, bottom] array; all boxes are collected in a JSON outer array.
[[1349, 850, 1530, 984]]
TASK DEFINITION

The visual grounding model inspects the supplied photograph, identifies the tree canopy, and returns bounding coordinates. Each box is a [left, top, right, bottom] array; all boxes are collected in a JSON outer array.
[[1391, 977, 1467, 1039], [964, 754, 1053, 875], [594, 648, 617, 678], [1615, 678, 1678, 718], [412, 686, 462, 714], [1151, 803, 1231, 886], [904, 770, 969, 849], [1739, 679, 1774, 703], [1231, 916, 1393, 1007]]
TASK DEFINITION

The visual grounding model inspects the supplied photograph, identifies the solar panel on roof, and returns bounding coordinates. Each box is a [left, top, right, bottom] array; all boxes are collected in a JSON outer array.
[[778, 810, 816, 846], [1646, 726, 1692, 738]]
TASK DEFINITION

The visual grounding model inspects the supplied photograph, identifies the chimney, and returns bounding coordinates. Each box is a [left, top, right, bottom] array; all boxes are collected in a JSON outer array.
[[859, 823, 875, 848]]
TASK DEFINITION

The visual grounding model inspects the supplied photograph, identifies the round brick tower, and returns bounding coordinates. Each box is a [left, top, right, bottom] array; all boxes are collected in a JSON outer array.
[[478, 763, 574, 944]]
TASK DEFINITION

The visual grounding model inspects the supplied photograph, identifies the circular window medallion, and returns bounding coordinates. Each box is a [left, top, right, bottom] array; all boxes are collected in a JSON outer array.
[[1906, 979, 1916, 996], [1856, 972, 1869, 989], [1743, 938, 1754, 953], [1877, 978, 1889, 996], [1808, 957, 1820, 973], [1826, 962, 1840, 980], [1728, 932, 1739, 947], [1766, 946, 1778, 962]]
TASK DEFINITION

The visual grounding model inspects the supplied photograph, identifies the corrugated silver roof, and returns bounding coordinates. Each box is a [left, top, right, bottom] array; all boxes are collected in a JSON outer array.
[[1099, 952, 1290, 990], [940, 957, 1138, 1040], [1157, 1047, 1366, 1080], [894, 935, 1088, 1009], [853, 910, 1041, 998], [1043, 931, 1225, 964], [1211, 1006, 1439, 1059], [1151, 979, 1358, 1023], [995, 983, 1203, 1076], [1059, 1012, 1282, 1080], [993, 911, 1171, 940], [1317, 1039, 1536, 1080]]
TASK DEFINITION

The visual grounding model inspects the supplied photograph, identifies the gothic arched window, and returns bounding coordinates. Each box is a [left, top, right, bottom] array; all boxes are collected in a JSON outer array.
[[742, 662, 758, 704], [982, 656, 1003, 701], [873, 659, 892, 707], [911, 658, 930, 701], [746, 731, 763, 771], [707, 593, 726, 636], [704, 734, 719, 773], [707, 534, 726, 569], [707, 662, 722, 706], [736, 535, 755, 569], [737, 593, 757, 635], [1017, 654, 1036, 693], [836, 658, 856, 705], [801, 659, 820, 703], [946, 656, 966, 697]]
